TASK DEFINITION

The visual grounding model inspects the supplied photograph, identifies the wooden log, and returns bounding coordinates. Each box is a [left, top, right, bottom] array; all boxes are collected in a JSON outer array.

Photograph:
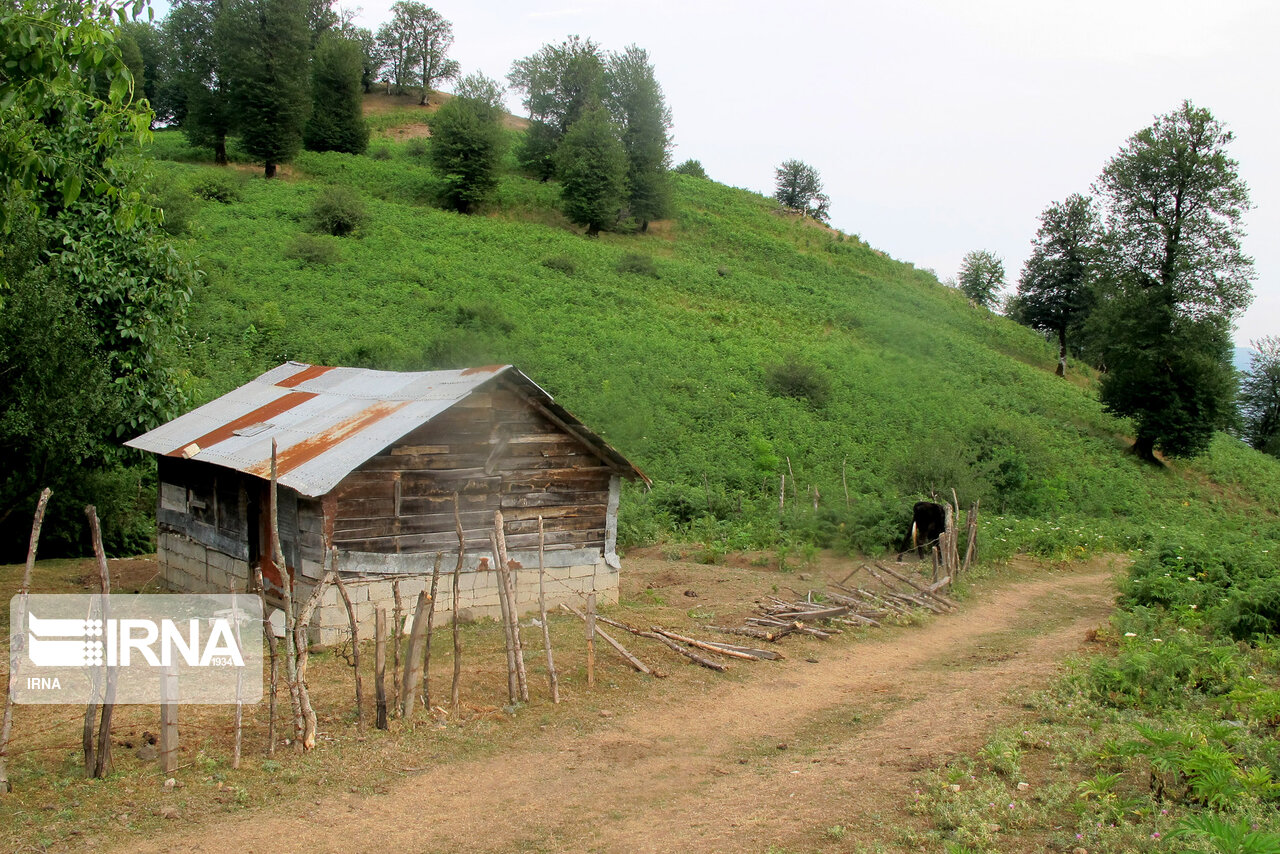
[[422, 553, 442, 712], [653, 629, 760, 661], [489, 532, 519, 705], [86, 506, 115, 779], [537, 517, 559, 703], [493, 511, 528, 703], [0, 487, 51, 793], [771, 605, 852, 622], [698, 640, 785, 660], [585, 592, 597, 688], [374, 607, 388, 731], [400, 590, 430, 720], [333, 573, 363, 728], [450, 495, 463, 713], [744, 617, 832, 639], [704, 625, 785, 642], [559, 604, 656, 676], [639, 631, 729, 672], [874, 563, 958, 609]]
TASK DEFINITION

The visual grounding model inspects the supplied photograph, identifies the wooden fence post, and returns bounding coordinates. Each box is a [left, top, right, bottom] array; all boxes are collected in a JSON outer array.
[[586, 592, 597, 689], [493, 512, 528, 703], [422, 553, 442, 712], [160, 664, 179, 775], [333, 574, 363, 728], [374, 607, 388, 730], [400, 591, 431, 721], [0, 488, 51, 794], [537, 517, 559, 703]]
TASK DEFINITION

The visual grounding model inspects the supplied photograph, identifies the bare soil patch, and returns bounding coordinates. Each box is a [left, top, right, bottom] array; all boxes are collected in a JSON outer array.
[[85, 553, 1121, 854]]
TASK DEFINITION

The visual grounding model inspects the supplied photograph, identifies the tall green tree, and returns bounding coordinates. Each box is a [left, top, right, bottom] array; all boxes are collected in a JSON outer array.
[[303, 34, 369, 154], [374, 19, 412, 92], [118, 20, 176, 123], [0, 0, 196, 555], [427, 73, 506, 213], [1093, 101, 1254, 461], [773, 159, 823, 215], [1240, 337, 1280, 457], [221, 0, 313, 177], [1011, 194, 1100, 376], [957, 249, 1005, 309], [383, 2, 458, 106], [162, 0, 234, 163], [555, 103, 627, 237], [342, 24, 380, 93], [508, 35, 604, 180], [606, 45, 672, 231]]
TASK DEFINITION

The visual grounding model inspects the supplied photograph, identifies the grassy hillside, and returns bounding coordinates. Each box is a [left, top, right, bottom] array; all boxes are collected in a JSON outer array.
[[144, 117, 1280, 564]]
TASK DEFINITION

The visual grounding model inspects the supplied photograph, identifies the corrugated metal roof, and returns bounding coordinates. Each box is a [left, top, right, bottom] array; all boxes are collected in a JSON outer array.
[[126, 362, 648, 496]]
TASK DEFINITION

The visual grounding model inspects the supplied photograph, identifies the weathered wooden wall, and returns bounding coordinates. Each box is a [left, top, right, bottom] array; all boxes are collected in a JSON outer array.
[[329, 385, 614, 558]]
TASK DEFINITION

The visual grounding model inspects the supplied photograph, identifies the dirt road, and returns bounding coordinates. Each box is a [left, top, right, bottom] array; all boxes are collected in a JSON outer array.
[[118, 558, 1119, 854]]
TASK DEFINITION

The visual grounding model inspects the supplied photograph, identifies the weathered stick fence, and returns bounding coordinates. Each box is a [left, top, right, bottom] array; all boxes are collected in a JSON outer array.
[[0, 488, 51, 794]]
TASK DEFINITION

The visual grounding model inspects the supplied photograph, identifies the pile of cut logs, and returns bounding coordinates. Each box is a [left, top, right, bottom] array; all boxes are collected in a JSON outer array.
[[704, 562, 957, 646]]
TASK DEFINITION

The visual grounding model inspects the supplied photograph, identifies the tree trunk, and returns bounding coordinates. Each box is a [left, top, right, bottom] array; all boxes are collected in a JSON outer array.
[[587, 222, 599, 237], [1056, 328, 1068, 377], [640, 219, 649, 233], [1133, 433, 1159, 464], [214, 137, 228, 166], [264, 162, 277, 179]]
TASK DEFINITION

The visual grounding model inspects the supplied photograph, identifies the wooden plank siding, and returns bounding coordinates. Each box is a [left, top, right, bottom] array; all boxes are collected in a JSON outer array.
[[330, 387, 614, 556]]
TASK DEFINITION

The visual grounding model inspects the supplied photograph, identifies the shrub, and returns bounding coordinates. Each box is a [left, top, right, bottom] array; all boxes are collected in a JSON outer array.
[[674, 159, 708, 179], [310, 186, 368, 236], [369, 145, 392, 161], [404, 137, 428, 158], [765, 358, 830, 407], [542, 255, 576, 275], [190, 171, 243, 203], [284, 233, 341, 266], [616, 252, 659, 278], [148, 172, 197, 236]]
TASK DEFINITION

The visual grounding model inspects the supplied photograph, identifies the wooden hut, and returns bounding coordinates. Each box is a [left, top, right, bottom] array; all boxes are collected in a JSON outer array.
[[126, 363, 649, 642]]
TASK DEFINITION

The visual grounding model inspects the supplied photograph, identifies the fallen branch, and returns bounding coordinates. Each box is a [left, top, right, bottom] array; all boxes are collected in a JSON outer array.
[[559, 604, 658, 676]]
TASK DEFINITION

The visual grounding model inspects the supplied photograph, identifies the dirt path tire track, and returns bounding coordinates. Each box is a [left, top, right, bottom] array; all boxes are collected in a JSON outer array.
[[119, 560, 1119, 854]]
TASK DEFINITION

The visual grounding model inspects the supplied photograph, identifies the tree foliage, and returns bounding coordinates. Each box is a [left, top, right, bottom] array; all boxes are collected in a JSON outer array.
[[1011, 194, 1100, 375], [428, 73, 506, 213], [508, 35, 604, 180], [555, 103, 627, 236], [221, 0, 313, 176], [162, 0, 234, 163], [1240, 337, 1280, 457], [605, 45, 672, 230], [773, 159, 821, 210], [1093, 101, 1254, 461], [674, 159, 707, 179], [0, 0, 196, 555], [957, 249, 1005, 309], [379, 2, 457, 105], [304, 33, 369, 154]]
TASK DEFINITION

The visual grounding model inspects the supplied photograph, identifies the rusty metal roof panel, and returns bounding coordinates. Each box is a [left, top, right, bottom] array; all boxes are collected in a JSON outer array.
[[126, 362, 649, 495]]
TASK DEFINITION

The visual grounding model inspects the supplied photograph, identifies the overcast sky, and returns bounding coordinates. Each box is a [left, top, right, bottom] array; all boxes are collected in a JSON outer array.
[[332, 1, 1276, 345]]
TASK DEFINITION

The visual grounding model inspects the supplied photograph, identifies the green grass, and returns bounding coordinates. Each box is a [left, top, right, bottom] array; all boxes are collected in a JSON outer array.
[[143, 127, 1280, 565]]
